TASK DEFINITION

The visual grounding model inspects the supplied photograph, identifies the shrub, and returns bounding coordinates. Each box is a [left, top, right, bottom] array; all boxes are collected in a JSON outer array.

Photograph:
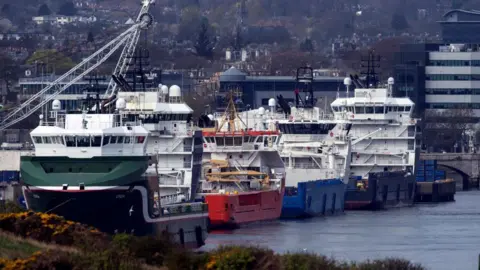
[[281, 253, 345, 270], [204, 246, 279, 270], [355, 258, 426, 270], [0, 212, 110, 251]]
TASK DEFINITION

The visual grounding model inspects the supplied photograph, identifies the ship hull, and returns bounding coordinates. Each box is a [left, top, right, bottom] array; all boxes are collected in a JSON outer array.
[[20, 156, 150, 187], [345, 172, 416, 210], [21, 155, 208, 248], [23, 185, 209, 249], [281, 179, 346, 218], [205, 189, 284, 229]]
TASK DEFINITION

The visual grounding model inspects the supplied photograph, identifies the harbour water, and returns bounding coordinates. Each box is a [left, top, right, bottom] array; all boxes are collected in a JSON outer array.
[[203, 191, 480, 270]]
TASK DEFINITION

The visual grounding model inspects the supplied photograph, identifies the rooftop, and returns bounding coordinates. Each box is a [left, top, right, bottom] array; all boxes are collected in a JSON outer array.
[[219, 67, 343, 83]]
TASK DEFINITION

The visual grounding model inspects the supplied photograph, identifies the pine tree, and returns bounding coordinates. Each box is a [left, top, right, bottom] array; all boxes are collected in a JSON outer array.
[[194, 17, 215, 59], [38, 4, 51, 16], [391, 12, 409, 32], [87, 31, 94, 43]]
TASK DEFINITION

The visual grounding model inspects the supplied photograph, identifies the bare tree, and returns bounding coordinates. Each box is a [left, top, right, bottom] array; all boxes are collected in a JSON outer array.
[[423, 108, 474, 152]]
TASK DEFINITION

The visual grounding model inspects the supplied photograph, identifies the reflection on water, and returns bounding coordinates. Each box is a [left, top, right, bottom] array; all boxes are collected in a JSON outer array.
[[202, 191, 480, 270]]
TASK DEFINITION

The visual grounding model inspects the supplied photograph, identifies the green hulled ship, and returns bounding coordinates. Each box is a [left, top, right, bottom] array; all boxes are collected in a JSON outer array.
[[22, 93, 208, 248]]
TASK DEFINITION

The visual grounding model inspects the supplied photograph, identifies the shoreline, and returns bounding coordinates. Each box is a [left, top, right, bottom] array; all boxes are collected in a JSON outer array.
[[0, 203, 426, 270]]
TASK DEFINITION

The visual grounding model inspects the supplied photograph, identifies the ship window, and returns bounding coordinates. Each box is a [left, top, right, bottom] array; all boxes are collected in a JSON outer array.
[[124, 136, 131, 144], [225, 137, 234, 146], [365, 107, 374, 114], [216, 137, 224, 146], [233, 137, 242, 146], [91, 136, 102, 147], [355, 106, 364, 114], [405, 106, 411, 112], [43, 136, 52, 144], [65, 136, 76, 147], [347, 106, 354, 112], [77, 136, 90, 147], [117, 136, 124, 144], [58, 136, 65, 145], [243, 136, 249, 142], [137, 136, 145, 143], [374, 106, 384, 114], [103, 136, 111, 145], [33, 136, 42, 144], [257, 136, 264, 143]]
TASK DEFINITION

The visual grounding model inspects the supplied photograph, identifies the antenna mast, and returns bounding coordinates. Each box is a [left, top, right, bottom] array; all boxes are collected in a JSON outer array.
[[360, 50, 380, 88]]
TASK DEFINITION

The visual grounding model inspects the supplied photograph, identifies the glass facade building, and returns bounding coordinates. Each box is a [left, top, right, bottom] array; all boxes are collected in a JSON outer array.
[[217, 67, 344, 111]]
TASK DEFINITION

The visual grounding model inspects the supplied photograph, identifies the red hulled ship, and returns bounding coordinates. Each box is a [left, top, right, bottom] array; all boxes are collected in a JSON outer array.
[[196, 93, 286, 229]]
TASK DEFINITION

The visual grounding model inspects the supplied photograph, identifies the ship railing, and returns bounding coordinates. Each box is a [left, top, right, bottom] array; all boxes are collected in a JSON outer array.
[[40, 121, 65, 127], [160, 192, 189, 205], [158, 177, 181, 186], [160, 202, 208, 217]]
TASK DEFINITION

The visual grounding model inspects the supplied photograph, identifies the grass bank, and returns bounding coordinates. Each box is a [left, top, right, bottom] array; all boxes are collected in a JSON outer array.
[[0, 205, 426, 270]]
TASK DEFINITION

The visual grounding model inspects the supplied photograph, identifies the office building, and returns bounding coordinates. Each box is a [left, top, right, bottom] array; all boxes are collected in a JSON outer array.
[[217, 67, 343, 111]]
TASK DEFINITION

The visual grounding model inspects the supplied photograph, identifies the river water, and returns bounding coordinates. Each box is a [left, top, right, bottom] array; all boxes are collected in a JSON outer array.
[[202, 191, 480, 270]]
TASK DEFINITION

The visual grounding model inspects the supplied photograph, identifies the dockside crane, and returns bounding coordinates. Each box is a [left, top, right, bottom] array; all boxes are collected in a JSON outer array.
[[0, 0, 154, 131]]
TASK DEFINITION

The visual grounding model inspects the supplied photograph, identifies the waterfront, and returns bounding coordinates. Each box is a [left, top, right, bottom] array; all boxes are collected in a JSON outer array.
[[203, 191, 480, 270]]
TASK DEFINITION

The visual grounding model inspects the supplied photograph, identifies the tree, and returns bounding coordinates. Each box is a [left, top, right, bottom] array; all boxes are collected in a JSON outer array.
[[1, 4, 10, 16], [58, 1, 77, 16], [87, 31, 94, 43], [391, 12, 409, 32], [194, 17, 216, 59], [300, 38, 314, 52], [230, 26, 244, 51], [26, 50, 76, 74], [423, 108, 474, 152], [37, 4, 51, 16], [0, 54, 20, 104], [177, 7, 202, 42]]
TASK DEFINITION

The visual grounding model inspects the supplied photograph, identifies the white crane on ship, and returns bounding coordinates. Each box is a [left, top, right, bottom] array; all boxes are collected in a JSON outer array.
[[0, 0, 155, 131]]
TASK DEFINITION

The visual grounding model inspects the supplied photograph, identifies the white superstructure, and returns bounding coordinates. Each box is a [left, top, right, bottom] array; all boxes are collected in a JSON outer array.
[[117, 84, 201, 205], [199, 94, 285, 195], [29, 98, 149, 158], [237, 99, 352, 187], [331, 77, 419, 180]]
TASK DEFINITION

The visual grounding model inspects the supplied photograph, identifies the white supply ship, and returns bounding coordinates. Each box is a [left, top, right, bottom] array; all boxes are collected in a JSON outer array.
[[332, 74, 419, 210]]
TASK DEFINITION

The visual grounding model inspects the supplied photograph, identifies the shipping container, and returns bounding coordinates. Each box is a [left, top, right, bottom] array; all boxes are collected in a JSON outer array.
[[1, 170, 20, 183], [424, 160, 437, 166]]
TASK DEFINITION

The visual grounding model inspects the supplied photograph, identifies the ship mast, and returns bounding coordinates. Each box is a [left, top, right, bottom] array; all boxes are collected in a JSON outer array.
[[216, 91, 247, 132]]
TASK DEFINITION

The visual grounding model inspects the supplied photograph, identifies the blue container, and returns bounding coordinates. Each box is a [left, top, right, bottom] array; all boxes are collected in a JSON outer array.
[[424, 160, 437, 166], [1, 170, 19, 183]]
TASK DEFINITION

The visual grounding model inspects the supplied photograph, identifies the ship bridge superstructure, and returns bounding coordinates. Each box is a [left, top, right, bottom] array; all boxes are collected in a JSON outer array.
[[330, 77, 419, 180], [230, 67, 352, 186], [198, 92, 285, 196]]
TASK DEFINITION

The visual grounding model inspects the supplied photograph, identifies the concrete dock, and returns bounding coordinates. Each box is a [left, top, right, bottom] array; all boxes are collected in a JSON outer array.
[[415, 179, 456, 203]]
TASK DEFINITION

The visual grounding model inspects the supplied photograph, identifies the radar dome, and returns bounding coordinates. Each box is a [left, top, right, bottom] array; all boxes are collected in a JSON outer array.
[[387, 77, 394, 85], [52, 99, 61, 110], [343, 77, 352, 86], [169, 85, 181, 97], [161, 85, 169, 94], [207, 114, 214, 120], [258, 107, 265, 115], [116, 98, 126, 110], [268, 98, 276, 107]]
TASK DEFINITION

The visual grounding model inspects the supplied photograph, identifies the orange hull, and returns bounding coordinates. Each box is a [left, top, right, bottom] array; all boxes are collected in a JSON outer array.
[[205, 189, 284, 228]]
